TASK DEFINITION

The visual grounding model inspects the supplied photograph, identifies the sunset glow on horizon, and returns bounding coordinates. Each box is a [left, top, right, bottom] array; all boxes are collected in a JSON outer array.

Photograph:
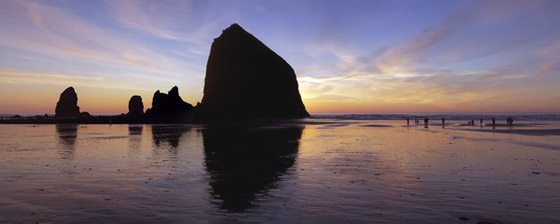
[[1, 0, 559, 114]]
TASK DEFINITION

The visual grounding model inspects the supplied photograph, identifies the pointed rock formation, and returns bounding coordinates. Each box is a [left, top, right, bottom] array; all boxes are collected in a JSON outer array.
[[144, 86, 193, 123], [127, 95, 144, 118], [197, 23, 309, 121], [55, 87, 81, 117]]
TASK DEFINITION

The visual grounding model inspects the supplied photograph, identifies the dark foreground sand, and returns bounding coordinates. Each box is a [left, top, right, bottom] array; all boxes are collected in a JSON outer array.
[[0, 120, 559, 223]]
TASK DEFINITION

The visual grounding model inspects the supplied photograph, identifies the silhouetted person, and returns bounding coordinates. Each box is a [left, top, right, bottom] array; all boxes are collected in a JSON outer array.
[[424, 118, 429, 125], [442, 118, 445, 125], [406, 118, 409, 126], [480, 118, 483, 124], [492, 117, 496, 126], [507, 118, 514, 125], [203, 125, 303, 212]]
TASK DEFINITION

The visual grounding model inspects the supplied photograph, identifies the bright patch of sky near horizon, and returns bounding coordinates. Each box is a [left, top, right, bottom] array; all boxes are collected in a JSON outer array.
[[0, 0, 559, 114]]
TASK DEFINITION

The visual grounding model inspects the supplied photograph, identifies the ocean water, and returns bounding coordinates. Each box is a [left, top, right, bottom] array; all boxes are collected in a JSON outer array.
[[311, 113, 560, 121], [1, 120, 560, 223], [2, 113, 560, 121]]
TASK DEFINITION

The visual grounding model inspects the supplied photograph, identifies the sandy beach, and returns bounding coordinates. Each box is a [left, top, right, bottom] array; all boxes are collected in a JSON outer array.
[[1, 120, 559, 223]]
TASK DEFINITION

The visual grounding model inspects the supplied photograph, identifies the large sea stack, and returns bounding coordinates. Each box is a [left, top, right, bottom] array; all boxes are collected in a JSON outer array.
[[55, 87, 81, 117], [197, 23, 309, 121], [143, 86, 193, 123]]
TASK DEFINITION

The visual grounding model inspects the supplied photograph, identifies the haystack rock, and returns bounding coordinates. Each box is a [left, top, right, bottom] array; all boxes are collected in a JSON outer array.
[[55, 87, 81, 117], [127, 95, 144, 118], [197, 23, 309, 120], [144, 86, 193, 123]]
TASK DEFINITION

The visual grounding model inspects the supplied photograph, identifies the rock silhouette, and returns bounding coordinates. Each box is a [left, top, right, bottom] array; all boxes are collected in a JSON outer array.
[[197, 23, 309, 121], [55, 87, 81, 117], [127, 95, 144, 118], [144, 86, 193, 123]]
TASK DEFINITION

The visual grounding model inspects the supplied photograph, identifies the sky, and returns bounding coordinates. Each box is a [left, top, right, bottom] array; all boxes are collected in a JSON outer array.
[[1, 0, 559, 114]]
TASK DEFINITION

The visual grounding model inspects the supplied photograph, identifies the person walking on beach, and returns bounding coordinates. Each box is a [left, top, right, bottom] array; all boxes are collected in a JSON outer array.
[[407, 118, 410, 126], [492, 117, 496, 126], [507, 118, 514, 125], [442, 117, 445, 125]]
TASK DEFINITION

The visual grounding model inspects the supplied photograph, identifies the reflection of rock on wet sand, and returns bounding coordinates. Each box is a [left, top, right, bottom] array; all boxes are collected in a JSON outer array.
[[55, 124, 78, 159], [151, 125, 190, 149], [128, 125, 143, 135], [202, 125, 304, 212], [128, 125, 143, 150]]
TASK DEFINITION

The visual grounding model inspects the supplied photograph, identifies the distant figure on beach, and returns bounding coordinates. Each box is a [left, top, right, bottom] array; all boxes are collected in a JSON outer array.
[[492, 117, 496, 126], [424, 118, 429, 124], [442, 117, 445, 125], [507, 118, 514, 125], [480, 118, 483, 124], [406, 118, 410, 126]]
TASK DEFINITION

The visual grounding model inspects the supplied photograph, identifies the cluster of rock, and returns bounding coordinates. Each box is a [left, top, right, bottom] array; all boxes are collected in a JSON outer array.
[[54, 23, 308, 123], [143, 86, 193, 123]]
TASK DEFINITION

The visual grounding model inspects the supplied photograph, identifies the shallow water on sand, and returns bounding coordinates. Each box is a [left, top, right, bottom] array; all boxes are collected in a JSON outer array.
[[1, 121, 560, 223]]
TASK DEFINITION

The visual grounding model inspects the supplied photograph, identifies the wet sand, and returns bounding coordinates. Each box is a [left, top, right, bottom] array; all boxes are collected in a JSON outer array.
[[1, 121, 559, 223]]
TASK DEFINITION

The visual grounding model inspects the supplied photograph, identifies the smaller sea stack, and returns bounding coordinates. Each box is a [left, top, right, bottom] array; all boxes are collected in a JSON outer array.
[[55, 87, 81, 117], [127, 95, 144, 118]]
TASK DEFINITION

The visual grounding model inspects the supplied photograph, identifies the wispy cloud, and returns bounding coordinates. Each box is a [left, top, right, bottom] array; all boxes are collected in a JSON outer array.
[[106, 0, 218, 44], [294, 0, 560, 112], [0, 68, 154, 92], [0, 0, 196, 77], [0, 68, 102, 81]]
